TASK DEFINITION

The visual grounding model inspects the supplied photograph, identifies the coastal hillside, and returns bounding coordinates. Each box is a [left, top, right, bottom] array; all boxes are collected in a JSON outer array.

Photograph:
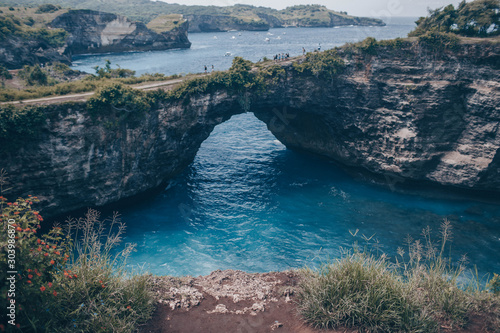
[[0, 5, 191, 69], [0, 0, 385, 32]]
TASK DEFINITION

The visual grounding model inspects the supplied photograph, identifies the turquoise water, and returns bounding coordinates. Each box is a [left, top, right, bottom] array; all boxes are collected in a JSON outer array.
[[118, 113, 500, 277], [71, 19, 500, 277]]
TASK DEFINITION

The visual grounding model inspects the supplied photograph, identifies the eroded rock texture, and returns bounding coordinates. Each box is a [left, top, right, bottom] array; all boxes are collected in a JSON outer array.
[[50, 9, 191, 55], [1, 39, 499, 217]]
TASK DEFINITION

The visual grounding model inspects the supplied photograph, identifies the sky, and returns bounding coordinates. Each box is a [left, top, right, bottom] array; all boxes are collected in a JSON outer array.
[[156, 0, 466, 17]]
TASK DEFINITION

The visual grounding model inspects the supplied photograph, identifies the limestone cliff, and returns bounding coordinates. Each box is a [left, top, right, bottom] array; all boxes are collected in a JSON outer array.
[[50, 9, 191, 55], [183, 14, 269, 33], [0, 35, 71, 69], [1, 38, 499, 218]]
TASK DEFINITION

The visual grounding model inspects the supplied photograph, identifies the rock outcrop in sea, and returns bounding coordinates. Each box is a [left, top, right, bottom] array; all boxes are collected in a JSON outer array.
[[50, 10, 191, 55]]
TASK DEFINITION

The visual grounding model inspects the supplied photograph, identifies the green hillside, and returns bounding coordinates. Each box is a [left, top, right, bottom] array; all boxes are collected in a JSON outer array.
[[0, 0, 385, 29]]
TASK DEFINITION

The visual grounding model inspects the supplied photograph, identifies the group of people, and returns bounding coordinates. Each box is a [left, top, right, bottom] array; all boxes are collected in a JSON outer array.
[[273, 53, 290, 62], [204, 65, 215, 73]]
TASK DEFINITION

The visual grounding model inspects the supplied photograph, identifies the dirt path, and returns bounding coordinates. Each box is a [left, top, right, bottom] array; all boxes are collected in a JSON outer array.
[[0, 77, 190, 106]]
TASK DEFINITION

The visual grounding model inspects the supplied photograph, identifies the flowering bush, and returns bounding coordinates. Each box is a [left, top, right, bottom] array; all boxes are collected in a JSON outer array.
[[1, 195, 154, 332], [0, 196, 72, 330]]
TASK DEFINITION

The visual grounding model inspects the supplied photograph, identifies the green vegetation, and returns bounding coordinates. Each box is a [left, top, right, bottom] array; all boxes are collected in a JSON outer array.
[[35, 3, 61, 13], [147, 14, 186, 32], [19, 64, 55, 86], [0, 66, 12, 81], [410, 0, 500, 37], [0, 60, 180, 102], [0, 104, 46, 151], [0, 1, 383, 28], [87, 83, 151, 118], [0, 10, 67, 45], [298, 253, 437, 331], [292, 49, 345, 80], [298, 220, 500, 331], [417, 31, 460, 53], [0, 192, 155, 332], [92, 59, 135, 79]]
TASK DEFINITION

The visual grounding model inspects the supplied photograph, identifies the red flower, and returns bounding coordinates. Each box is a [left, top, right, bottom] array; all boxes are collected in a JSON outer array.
[[16, 227, 22, 232], [33, 211, 39, 215], [7, 203, 12, 206], [37, 239, 41, 244], [48, 282, 52, 288], [46, 245, 50, 249], [13, 212, 19, 215], [50, 260, 55, 265], [28, 274, 33, 279], [126, 305, 131, 309], [27, 280, 32, 284], [40, 286, 46, 292], [52, 245, 56, 249], [73, 274, 77, 278], [27, 269, 32, 272], [44, 253, 49, 257], [37, 247, 42, 252], [55, 251, 60, 255], [101, 284, 106, 288], [13, 202, 18, 206], [53, 291, 57, 297]]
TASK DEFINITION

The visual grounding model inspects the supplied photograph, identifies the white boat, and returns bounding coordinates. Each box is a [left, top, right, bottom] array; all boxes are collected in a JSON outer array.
[[231, 36, 236, 39], [213, 36, 218, 39], [238, 32, 242, 36], [265, 37, 270, 42], [267, 32, 273, 36], [276, 36, 281, 40], [225, 52, 231, 56]]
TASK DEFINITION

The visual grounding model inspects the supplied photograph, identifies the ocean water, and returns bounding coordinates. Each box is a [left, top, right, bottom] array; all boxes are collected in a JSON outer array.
[[71, 17, 417, 76], [117, 113, 500, 277], [71, 19, 500, 278]]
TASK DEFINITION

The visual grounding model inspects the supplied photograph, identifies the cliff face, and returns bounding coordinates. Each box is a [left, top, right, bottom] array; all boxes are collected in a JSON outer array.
[[184, 14, 269, 32], [253, 41, 500, 193], [50, 10, 191, 55], [0, 35, 71, 69], [1, 39, 499, 218]]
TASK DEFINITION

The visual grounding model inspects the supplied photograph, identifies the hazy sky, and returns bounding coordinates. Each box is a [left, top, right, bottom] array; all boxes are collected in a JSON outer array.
[[157, 0, 466, 17]]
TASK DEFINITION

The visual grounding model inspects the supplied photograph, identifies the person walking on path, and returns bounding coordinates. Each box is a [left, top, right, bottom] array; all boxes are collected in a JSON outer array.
[[204, 65, 207, 73], [302, 47, 306, 55], [211, 65, 214, 72]]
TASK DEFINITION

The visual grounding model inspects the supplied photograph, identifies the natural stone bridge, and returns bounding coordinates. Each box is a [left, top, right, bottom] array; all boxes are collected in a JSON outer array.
[[2, 39, 499, 218]]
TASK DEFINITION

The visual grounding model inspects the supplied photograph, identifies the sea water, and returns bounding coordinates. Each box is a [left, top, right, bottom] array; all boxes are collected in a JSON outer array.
[[71, 19, 500, 278], [117, 113, 500, 277]]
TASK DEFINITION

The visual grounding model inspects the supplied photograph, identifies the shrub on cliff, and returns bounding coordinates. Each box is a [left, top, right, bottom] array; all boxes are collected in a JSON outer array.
[[293, 49, 345, 81], [418, 31, 460, 53], [0, 104, 46, 152], [35, 4, 61, 14], [409, 0, 500, 37], [87, 83, 151, 118], [18, 64, 57, 86]]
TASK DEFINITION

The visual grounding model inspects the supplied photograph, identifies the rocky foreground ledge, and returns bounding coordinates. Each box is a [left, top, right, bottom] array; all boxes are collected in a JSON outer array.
[[140, 269, 489, 333]]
